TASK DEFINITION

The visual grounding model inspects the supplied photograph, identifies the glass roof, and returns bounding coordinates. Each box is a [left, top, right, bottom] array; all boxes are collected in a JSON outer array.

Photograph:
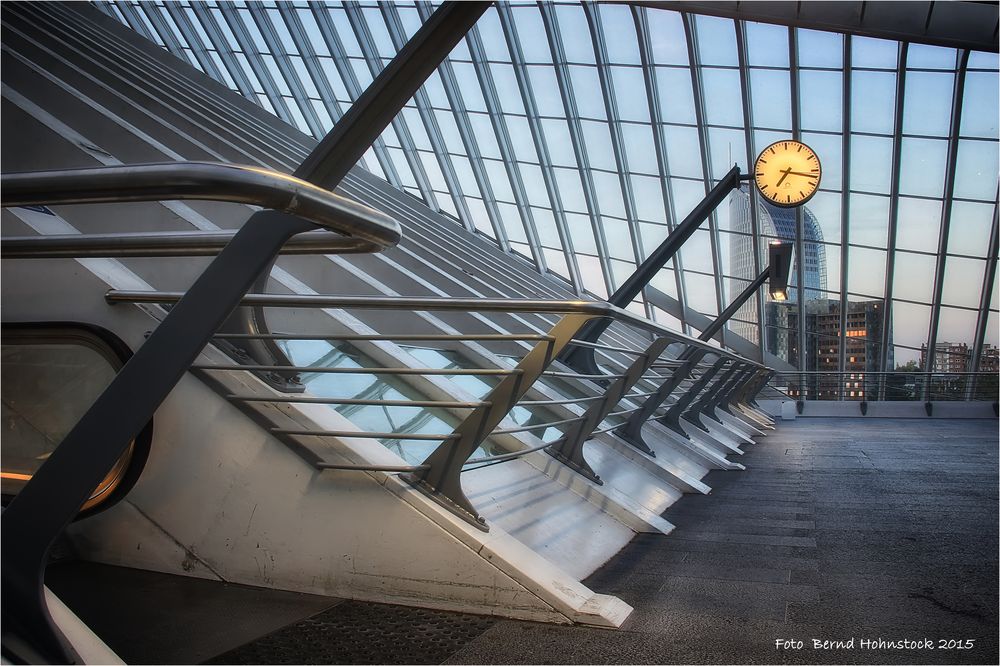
[[96, 0, 999, 377]]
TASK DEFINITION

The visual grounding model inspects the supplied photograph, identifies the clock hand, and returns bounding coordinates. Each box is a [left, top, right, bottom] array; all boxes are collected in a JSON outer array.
[[787, 170, 819, 178], [775, 167, 791, 187]]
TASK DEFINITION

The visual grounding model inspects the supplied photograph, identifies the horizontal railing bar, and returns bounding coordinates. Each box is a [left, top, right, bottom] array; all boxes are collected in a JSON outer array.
[[108, 291, 621, 315], [463, 440, 555, 466], [491, 415, 585, 435], [517, 395, 607, 406], [316, 462, 430, 472], [273, 428, 459, 441], [227, 395, 488, 409], [103, 290, 767, 370], [1, 161, 401, 249], [0, 230, 374, 258], [542, 371, 628, 379], [567, 339, 646, 355], [605, 406, 644, 419], [214, 333, 555, 342], [192, 363, 517, 376]]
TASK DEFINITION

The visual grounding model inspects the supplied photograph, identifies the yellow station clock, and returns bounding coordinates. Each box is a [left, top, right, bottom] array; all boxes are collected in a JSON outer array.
[[753, 140, 821, 207]]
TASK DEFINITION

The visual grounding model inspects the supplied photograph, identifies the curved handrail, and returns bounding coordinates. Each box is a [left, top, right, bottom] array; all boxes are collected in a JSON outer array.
[[1, 161, 402, 251]]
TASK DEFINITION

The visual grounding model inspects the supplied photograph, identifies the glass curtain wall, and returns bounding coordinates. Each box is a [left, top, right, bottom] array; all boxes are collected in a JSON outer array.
[[96, 0, 999, 397]]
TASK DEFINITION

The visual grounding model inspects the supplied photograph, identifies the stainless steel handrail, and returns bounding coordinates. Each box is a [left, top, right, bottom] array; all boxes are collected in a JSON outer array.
[[1, 230, 374, 258], [1, 161, 401, 251]]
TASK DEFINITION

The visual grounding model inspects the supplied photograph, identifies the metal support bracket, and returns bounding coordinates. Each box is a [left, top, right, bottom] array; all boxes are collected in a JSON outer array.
[[546, 337, 673, 483]]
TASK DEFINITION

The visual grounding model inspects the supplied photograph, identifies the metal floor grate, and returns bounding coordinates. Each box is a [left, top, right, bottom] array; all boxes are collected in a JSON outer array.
[[205, 600, 497, 665]]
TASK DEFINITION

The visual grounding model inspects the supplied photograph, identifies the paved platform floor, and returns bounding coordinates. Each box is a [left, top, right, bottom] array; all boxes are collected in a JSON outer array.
[[445, 417, 999, 665], [53, 418, 997, 664]]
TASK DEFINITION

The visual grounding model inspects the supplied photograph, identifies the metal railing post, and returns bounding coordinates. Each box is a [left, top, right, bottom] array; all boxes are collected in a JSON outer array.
[[615, 347, 708, 455], [685, 364, 743, 430], [658, 358, 728, 439], [403, 314, 601, 528], [546, 337, 673, 483], [714, 365, 756, 415]]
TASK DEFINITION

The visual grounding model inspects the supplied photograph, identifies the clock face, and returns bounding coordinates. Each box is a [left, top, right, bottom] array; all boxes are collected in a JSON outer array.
[[753, 140, 821, 208]]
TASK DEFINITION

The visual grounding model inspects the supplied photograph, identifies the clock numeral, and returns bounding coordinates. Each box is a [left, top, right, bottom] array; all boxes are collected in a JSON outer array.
[[799, 191, 805, 198]]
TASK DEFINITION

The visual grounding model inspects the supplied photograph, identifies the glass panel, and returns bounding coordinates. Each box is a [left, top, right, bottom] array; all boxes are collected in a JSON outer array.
[[631, 174, 667, 222], [805, 190, 843, 246], [490, 64, 525, 114], [852, 36, 897, 69], [947, 201, 995, 257], [960, 72, 1000, 139], [797, 28, 843, 68], [679, 228, 714, 273], [683, 270, 720, 316], [941, 256, 987, 308], [542, 119, 577, 167], [746, 22, 788, 67], [849, 135, 892, 194], [512, 6, 552, 64], [953, 140, 1000, 202], [892, 251, 937, 302], [610, 67, 649, 123], [847, 245, 886, 297], [749, 69, 792, 130], [850, 71, 896, 135], [694, 15, 738, 67], [527, 66, 564, 116], [902, 71, 954, 137], [799, 70, 843, 132], [663, 126, 703, 178], [707, 127, 746, 179], [476, 8, 510, 62], [580, 120, 616, 170], [520, 164, 549, 207], [647, 10, 688, 66], [898, 138, 948, 198], [555, 5, 596, 64], [600, 4, 640, 64], [701, 68, 743, 127], [566, 212, 598, 254], [569, 66, 606, 120], [655, 67, 696, 124], [505, 115, 538, 163], [593, 171, 627, 219], [849, 193, 890, 246], [906, 44, 957, 70], [968, 51, 1000, 70], [895, 197, 942, 253], [890, 300, 931, 360], [622, 123, 659, 175]]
